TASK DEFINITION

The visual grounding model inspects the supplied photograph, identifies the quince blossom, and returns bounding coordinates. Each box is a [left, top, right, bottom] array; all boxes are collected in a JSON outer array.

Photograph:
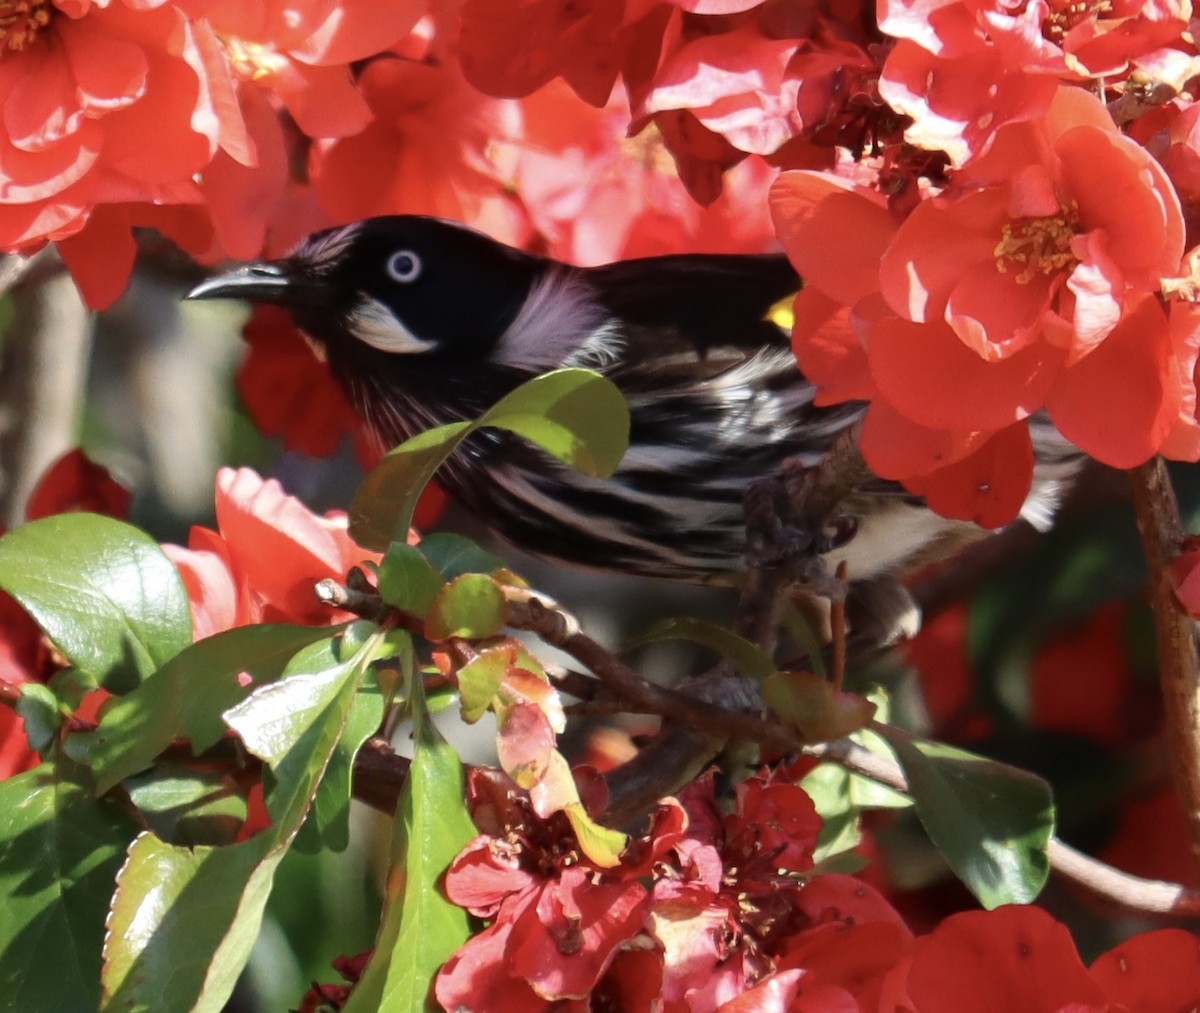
[[163, 467, 383, 637]]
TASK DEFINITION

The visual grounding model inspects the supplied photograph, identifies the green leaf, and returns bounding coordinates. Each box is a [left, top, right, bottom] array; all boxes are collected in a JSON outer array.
[[378, 543, 445, 613], [16, 683, 60, 752], [625, 617, 776, 680], [884, 732, 1055, 908], [344, 680, 476, 1013], [457, 647, 509, 723], [124, 765, 248, 847], [0, 514, 192, 693], [102, 632, 384, 1013], [88, 624, 337, 794], [482, 368, 629, 478], [418, 532, 504, 581], [350, 369, 629, 550], [800, 763, 862, 863], [425, 574, 506, 641], [0, 762, 137, 1013]]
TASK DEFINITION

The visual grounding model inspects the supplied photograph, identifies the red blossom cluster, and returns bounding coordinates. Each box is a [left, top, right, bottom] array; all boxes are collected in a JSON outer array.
[[425, 763, 1200, 1012], [20, 0, 1200, 516]]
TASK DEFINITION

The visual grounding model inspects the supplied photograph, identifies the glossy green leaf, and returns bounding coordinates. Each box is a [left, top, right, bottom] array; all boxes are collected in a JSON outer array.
[[344, 679, 475, 1013], [102, 632, 383, 1012], [625, 616, 775, 680], [0, 762, 137, 1013], [89, 624, 337, 794], [350, 369, 629, 550], [884, 732, 1055, 908], [378, 543, 445, 613], [482, 368, 629, 478], [425, 574, 506, 641], [0, 514, 192, 693], [418, 532, 504, 581]]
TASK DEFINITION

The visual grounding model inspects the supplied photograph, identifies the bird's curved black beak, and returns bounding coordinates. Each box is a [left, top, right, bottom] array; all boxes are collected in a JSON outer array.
[[186, 262, 324, 306]]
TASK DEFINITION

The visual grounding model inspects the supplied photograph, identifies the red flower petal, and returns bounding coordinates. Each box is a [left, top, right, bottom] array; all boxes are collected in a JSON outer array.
[[1046, 294, 1177, 468], [901, 423, 1035, 529], [24, 449, 130, 521], [55, 204, 138, 310], [869, 316, 1057, 431], [902, 906, 1107, 1012], [1091, 930, 1200, 1009], [509, 867, 649, 999]]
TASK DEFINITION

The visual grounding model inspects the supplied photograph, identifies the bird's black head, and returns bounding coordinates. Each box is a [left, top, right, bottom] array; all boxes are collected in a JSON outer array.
[[187, 216, 545, 363]]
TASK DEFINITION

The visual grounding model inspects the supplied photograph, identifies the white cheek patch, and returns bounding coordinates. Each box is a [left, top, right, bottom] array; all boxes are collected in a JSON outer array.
[[495, 269, 621, 371], [348, 296, 439, 354]]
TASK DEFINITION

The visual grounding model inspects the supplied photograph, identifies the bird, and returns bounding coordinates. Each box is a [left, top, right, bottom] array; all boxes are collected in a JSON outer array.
[[186, 215, 1081, 589]]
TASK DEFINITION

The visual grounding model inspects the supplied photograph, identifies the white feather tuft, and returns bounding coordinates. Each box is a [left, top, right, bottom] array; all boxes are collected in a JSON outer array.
[[494, 268, 622, 371]]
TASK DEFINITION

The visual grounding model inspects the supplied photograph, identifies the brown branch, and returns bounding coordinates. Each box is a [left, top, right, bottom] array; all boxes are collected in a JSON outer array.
[[351, 736, 411, 814], [1128, 457, 1200, 881]]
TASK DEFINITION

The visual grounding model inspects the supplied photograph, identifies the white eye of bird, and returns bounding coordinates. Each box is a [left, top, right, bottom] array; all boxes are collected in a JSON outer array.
[[386, 250, 422, 283]]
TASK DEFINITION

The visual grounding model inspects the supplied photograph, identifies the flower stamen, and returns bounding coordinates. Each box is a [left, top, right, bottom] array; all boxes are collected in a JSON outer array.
[[0, 0, 51, 52], [1042, 0, 1114, 42], [222, 38, 289, 81], [994, 204, 1081, 284]]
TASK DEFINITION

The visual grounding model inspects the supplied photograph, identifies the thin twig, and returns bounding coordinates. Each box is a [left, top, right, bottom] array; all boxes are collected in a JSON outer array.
[[1128, 457, 1200, 880]]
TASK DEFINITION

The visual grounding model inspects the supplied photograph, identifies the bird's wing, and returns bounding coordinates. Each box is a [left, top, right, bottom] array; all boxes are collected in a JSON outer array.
[[585, 252, 800, 366]]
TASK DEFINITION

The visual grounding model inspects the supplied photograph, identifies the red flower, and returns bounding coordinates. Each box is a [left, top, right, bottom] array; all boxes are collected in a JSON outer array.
[[163, 467, 382, 637], [1091, 929, 1200, 1009], [236, 306, 372, 463], [455, 0, 627, 107], [0, 0, 233, 307], [203, 0, 424, 139], [513, 79, 777, 265], [878, 0, 1188, 165], [435, 768, 652, 1010], [310, 51, 528, 246]]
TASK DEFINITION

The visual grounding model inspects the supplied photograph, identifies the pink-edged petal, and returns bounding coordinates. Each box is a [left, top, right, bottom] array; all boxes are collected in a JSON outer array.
[[1063, 236, 1122, 362], [4, 41, 84, 152], [1057, 124, 1185, 286], [945, 264, 1054, 361], [287, 0, 425, 66], [58, 18, 148, 113], [880, 189, 1008, 324], [187, 19, 255, 166], [0, 123, 100, 202]]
